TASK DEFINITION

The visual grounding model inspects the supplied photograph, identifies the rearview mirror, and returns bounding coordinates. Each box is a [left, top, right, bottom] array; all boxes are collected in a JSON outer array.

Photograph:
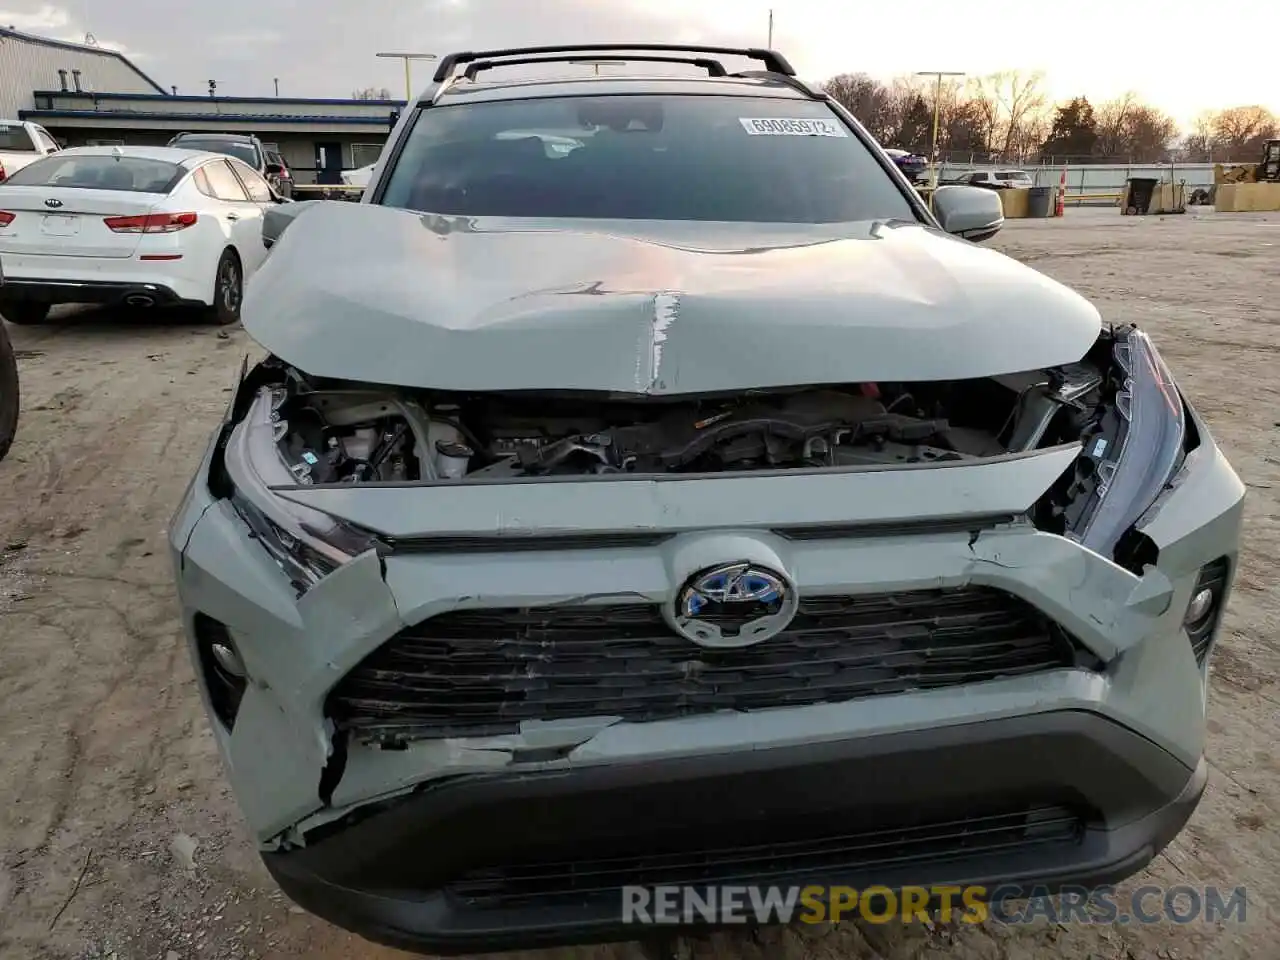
[[931, 185, 1004, 242], [262, 202, 309, 249]]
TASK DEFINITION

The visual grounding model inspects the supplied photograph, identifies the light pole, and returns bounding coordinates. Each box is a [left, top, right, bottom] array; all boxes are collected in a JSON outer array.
[[573, 59, 626, 76], [767, 9, 774, 47], [376, 52, 440, 101], [915, 70, 965, 211]]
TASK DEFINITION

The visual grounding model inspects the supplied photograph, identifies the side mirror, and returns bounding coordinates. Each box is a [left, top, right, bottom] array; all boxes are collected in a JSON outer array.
[[265, 162, 285, 177], [262, 202, 309, 249], [931, 185, 1004, 242]]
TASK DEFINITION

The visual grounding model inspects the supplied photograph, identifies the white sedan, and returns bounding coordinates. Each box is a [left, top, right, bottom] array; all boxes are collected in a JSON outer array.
[[0, 144, 286, 325]]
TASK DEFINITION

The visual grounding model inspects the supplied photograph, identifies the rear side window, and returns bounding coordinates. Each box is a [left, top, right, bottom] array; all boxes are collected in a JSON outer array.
[[0, 123, 37, 152], [198, 160, 251, 201], [998, 171, 1030, 180], [2, 155, 184, 192], [230, 160, 274, 202], [379, 94, 918, 223]]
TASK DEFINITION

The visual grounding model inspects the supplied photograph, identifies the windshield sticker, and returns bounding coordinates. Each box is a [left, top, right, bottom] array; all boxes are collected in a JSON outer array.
[[739, 118, 848, 137]]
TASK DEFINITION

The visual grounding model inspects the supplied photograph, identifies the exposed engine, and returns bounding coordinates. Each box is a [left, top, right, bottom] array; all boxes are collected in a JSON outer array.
[[241, 357, 1112, 486]]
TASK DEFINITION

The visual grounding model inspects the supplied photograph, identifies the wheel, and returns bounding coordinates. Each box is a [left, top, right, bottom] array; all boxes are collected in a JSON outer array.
[[0, 321, 18, 463], [0, 300, 51, 325], [207, 249, 243, 326]]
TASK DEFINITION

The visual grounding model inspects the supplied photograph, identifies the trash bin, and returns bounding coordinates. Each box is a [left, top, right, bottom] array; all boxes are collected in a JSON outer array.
[[1027, 186, 1054, 218], [1123, 177, 1159, 215]]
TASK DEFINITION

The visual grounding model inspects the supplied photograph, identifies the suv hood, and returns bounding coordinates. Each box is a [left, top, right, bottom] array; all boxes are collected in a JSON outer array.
[[242, 202, 1101, 394]]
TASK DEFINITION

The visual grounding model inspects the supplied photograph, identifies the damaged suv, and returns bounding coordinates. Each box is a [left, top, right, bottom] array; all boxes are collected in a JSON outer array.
[[169, 44, 1244, 955]]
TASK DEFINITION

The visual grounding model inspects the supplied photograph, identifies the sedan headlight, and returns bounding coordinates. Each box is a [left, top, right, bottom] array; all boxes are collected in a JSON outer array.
[[223, 387, 383, 590], [1072, 327, 1187, 558]]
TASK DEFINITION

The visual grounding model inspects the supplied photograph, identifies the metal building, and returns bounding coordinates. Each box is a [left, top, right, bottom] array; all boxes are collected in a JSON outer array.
[[0, 26, 166, 117], [1, 27, 400, 183]]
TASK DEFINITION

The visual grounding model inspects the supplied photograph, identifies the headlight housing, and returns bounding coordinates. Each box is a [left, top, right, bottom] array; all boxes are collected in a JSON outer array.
[[223, 386, 383, 591], [1069, 327, 1187, 559]]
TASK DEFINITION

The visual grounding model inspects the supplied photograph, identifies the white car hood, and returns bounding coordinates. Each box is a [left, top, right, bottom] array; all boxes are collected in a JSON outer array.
[[242, 202, 1102, 394]]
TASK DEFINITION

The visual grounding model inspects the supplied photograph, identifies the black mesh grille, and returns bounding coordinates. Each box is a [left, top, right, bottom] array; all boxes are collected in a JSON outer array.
[[327, 587, 1080, 743], [447, 803, 1084, 909]]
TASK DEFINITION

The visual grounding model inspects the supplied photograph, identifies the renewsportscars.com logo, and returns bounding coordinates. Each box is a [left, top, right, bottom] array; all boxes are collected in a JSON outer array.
[[621, 884, 1248, 927]]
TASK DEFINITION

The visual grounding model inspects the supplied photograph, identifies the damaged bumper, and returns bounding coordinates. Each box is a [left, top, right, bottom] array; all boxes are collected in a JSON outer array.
[[169, 408, 1242, 952]]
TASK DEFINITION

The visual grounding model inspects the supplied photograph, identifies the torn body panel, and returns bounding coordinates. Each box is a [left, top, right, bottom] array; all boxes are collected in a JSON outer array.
[[167, 319, 1242, 853]]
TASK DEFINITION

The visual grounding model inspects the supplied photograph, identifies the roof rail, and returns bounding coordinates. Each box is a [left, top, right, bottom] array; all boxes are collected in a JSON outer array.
[[462, 54, 729, 81], [729, 70, 824, 99], [433, 44, 796, 84]]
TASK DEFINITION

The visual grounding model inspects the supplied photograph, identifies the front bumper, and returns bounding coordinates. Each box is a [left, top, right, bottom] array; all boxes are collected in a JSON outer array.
[[168, 399, 1243, 953], [262, 714, 1207, 954]]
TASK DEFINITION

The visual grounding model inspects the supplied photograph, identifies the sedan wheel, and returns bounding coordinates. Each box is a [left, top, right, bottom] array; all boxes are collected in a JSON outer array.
[[208, 250, 243, 326]]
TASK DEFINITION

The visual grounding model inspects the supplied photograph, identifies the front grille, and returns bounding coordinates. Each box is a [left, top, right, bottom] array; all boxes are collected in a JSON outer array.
[[327, 587, 1080, 743], [447, 803, 1085, 909]]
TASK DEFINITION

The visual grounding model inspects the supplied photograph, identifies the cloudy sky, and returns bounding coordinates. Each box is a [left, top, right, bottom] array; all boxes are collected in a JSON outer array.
[[2, 0, 1272, 127]]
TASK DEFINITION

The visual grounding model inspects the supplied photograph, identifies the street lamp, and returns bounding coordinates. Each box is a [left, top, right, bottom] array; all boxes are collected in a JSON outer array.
[[376, 52, 440, 101], [915, 70, 965, 211], [572, 59, 627, 75]]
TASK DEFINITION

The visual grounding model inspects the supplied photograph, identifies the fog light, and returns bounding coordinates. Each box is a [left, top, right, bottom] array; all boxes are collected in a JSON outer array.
[[211, 641, 246, 678], [1184, 588, 1214, 627]]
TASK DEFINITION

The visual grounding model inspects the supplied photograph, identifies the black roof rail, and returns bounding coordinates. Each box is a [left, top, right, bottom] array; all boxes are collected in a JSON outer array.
[[463, 54, 729, 81], [433, 44, 795, 84], [729, 69, 824, 98]]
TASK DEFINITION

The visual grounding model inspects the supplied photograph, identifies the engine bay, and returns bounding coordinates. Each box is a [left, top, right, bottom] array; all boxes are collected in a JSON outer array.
[[237, 354, 1118, 486]]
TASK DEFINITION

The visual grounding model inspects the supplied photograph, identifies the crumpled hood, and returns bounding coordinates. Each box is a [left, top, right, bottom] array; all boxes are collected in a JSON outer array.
[[242, 202, 1102, 394]]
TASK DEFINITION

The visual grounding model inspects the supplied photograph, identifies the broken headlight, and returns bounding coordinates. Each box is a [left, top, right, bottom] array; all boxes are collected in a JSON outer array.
[[223, 387, 383, 590], [1071, 327, 1186, 558]]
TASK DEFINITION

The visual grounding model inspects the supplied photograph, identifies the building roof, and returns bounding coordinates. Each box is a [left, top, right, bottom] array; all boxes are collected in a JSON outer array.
[[0, 25, 168, 95]]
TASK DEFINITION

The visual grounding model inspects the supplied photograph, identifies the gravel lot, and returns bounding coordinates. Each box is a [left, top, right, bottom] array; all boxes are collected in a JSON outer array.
[[1, 207, 1277, 960]]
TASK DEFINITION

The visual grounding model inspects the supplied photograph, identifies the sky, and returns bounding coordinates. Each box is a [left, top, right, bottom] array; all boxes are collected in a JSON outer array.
[[1, 0, 1273, 128]]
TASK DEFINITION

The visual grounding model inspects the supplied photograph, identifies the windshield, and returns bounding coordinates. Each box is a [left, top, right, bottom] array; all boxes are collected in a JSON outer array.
[[176, 139, 259, 167], [379, 94, 918, 223], [0, 123, 37, 152], [998, 171, 1031, 180], [2, 155, 184, 192]]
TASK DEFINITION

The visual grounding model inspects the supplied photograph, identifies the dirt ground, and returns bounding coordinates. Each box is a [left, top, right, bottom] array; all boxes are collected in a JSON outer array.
[[1, 207, 1278, 960]]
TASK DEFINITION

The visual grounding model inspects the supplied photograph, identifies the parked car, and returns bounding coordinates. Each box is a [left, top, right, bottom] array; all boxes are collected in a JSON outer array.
[[264, 149, 294, 199], [171, 43, 1242, 956], [340, 162, 375, 189], [0, 145, 286, 325], [167, 132, 291, 198], [884, 147, 928, 183], [966, 169, 1035, 189], [0, 119, 61, 182]]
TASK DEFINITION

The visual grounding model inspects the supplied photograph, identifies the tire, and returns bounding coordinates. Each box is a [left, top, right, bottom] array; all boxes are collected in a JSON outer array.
[[0, 300, 51, 325], [207, 249, 243, 326], [0, 321, 19, 463]]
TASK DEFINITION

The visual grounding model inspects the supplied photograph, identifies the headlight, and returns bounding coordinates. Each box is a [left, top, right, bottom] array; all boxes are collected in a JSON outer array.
[[223, 386, 383, 590], [1072, 327, 1187, 557]]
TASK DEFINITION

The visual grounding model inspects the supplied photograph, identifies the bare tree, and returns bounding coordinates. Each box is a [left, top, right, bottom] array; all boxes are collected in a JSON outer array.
[[1094, 93, 1178, 162], [822, 73, 894, 142], [351, 86, 393, 100], [1208, 106, 1279, 160], [992, 71, 1049, 157]]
